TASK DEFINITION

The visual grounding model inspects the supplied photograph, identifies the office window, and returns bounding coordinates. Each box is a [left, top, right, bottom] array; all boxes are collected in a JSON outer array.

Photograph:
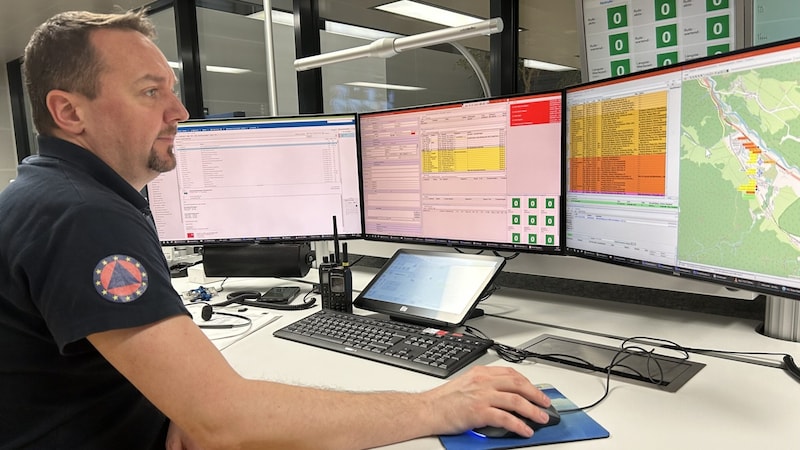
[[148, 7, 182, 110], [518, 1, 582, 92], [753, 0, 800, 45], [193, 2, 299, 117], [318, 1, 492, 110]]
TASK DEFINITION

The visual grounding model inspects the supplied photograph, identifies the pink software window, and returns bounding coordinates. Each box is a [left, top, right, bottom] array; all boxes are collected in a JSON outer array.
[[359, 92, 563, 253]]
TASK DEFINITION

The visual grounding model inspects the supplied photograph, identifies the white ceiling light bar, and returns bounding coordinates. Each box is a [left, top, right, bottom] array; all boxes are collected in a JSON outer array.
[[294, 17, 503, 71], [206, 65, 252, 74], [167, 61, 251, 74], [247, 9, 293, 26], [375, 0, 482, 27], [325, 22, 401, 40], [345, 81, 425, 91], [523, 59, 576, 72]]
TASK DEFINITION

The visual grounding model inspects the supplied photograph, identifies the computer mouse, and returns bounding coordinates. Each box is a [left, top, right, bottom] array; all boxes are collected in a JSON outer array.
[[472, 403, 561, 438]]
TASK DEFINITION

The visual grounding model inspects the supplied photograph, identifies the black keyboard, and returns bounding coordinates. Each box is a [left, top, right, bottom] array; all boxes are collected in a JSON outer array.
[[273, 310, 493, 378]]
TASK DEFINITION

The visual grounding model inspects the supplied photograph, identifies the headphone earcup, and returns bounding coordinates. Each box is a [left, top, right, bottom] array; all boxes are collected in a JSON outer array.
[[201, 304, 213, 321]]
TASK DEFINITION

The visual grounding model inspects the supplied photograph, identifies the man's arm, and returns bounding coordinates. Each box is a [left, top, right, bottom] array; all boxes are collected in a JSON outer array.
[[89, 315, 552, 450]]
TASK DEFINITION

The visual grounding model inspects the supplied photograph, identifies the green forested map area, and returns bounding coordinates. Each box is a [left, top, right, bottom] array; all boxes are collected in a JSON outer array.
[[679, 62, 800, 282]]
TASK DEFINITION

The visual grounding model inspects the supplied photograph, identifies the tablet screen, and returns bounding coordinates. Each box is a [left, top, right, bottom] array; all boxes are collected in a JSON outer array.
[[353, 249, 506, 327]]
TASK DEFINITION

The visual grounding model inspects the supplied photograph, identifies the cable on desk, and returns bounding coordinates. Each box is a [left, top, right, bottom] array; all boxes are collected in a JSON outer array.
[[183, 302, 253, 338], [347, 254, 365, 266], [217, 277, 230, 291], [463, 326, 678, 412], [482, 312, 800, 383], [301, 289, 317, 304], [637, 337, 800, 383], [491, 250, 520, 260], [454, 248, 484, 255]]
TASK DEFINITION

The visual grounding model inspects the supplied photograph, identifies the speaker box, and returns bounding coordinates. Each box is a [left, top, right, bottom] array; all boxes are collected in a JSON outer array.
[[203, 243, 314, 278]]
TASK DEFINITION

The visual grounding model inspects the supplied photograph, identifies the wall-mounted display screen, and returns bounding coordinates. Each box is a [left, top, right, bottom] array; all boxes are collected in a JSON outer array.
[[579, 0, 739, 81]]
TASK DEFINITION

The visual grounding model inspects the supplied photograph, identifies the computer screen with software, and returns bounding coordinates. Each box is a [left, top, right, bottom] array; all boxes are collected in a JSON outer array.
[[358, 91, 565, 254], [565, 38, 800, 301], [147, 114, 362, 245]]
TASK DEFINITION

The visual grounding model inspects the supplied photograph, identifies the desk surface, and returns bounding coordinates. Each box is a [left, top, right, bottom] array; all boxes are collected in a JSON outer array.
[[175, 266, 800, 449]]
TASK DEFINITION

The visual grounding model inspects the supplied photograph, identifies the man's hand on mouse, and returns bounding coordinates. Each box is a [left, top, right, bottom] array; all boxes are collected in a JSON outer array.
[[420, 365, 552, 438]]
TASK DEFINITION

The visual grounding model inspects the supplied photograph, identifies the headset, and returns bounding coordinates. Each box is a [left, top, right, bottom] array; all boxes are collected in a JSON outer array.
[[190, 302, 252, 329], [222, 290, 317, 311]]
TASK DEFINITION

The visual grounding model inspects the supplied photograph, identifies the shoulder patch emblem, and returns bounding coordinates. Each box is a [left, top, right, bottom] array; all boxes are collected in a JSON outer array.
[[93, 255, 149, 303]]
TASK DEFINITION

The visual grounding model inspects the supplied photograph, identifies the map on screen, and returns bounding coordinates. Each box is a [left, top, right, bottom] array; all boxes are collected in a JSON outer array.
[[679, 60, 800, 282]]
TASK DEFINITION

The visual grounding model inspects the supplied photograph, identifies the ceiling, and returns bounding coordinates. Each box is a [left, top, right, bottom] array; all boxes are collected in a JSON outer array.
[[0, 0, 581, 69]]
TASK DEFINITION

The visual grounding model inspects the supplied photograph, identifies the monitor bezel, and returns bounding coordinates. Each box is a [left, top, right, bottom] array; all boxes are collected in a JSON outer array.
[[357, 90, 567, 255]]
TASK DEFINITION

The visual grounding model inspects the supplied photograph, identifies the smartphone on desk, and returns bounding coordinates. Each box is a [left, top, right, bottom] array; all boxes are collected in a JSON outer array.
[[260, 286, 301, 304]]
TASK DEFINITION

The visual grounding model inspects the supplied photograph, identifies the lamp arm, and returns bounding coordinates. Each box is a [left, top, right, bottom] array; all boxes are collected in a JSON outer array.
[[294, 17, 504, 72], [392, 18, 503, 53]]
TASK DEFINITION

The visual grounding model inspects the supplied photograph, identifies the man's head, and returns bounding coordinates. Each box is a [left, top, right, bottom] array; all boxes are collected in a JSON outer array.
[[24, 10, 156, 136], [23, 10, 189, 190]]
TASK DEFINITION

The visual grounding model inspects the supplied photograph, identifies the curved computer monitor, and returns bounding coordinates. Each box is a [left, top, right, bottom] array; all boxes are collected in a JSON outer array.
[[565, 38, 800, 301], [358, 91, 565, 254], [146, 114, 362, 245]]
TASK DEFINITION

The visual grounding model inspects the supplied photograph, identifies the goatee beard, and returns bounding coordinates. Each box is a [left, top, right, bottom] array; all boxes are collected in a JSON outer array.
[[148, 146, 177, 173]]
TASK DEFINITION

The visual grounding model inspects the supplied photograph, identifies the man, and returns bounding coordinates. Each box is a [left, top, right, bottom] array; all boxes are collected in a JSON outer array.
[[0, 10, 552, 449]]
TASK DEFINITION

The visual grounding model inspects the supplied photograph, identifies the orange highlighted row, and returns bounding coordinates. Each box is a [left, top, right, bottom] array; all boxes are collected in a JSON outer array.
[[569, 153, 666, 195]]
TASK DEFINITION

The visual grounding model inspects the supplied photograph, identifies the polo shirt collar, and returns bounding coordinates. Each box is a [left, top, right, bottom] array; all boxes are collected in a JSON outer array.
[[35, 135, 150, 213]]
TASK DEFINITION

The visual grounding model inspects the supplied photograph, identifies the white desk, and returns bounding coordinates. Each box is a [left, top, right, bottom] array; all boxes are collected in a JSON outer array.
[[175, 266, 800, 449]]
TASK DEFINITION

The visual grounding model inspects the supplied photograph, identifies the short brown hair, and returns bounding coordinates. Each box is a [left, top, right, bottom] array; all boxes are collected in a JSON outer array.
[[23, 10, 157, 135]]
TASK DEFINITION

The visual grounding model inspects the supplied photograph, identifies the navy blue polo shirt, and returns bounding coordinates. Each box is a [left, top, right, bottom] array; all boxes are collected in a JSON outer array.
[[0, 136, 188, 449]]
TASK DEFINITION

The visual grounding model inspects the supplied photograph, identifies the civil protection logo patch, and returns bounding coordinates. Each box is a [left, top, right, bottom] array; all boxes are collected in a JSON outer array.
[[93, 255, 148, 303]]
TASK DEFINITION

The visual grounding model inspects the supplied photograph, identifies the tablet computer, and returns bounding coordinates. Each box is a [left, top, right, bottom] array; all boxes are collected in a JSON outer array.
[[353, 249, 506, 327]]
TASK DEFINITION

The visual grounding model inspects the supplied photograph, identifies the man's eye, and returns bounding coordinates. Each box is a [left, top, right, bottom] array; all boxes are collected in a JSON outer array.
[[145, 89, 157, 97]]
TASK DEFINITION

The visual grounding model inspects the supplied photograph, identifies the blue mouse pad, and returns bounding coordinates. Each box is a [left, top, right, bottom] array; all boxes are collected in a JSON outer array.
[[439, 384, 610, 449]]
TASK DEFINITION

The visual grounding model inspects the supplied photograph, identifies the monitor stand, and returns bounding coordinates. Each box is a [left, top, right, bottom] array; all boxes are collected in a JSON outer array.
[[466, 307, 485, 320], [387, 307, 486, 330], [763, 295, 800, 342]]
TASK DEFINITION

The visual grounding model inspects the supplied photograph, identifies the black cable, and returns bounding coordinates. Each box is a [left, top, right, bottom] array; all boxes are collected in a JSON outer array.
[[463, 326, 677, 412], [301, 289, 316, 303], [347, 254, 365, 266], [184, 302, 253, 333], [217, 277, 230, 291], [783, 355, 800, 382], [454, 248, 484, 255], [630, 337, 800, 383], [223, 290, 317, 311], [478, 283, 501, 302], [492, 250, 520, 260]]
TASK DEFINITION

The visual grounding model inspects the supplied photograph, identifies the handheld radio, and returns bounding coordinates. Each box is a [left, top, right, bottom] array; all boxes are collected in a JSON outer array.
[[320, 216, 353, 312]]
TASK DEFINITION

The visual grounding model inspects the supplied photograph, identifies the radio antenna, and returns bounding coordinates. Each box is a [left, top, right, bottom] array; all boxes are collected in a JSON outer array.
[[332, 215, 340, 264]]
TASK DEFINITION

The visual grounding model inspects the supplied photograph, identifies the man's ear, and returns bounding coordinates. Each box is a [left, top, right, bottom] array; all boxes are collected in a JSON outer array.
[[46, 90, 85, 135]]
